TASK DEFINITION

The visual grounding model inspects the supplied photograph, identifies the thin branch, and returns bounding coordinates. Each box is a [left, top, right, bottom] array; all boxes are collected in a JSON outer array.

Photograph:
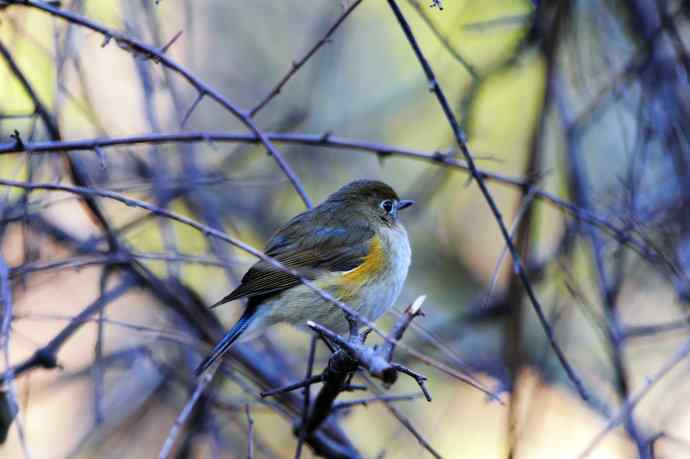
[[1, 32, 120, 250], [623, 315, 690, 339], [363, 374, 442, 459], [260, 374, 325, 398], [405, 0, 477, 78], [0, 178, 500, 391], [245, 404, 254, 459], [483, 188, 538, 309], [576, 335, 690, 459], [11, 0, 312, 208], [386, 0, 590, 402], [180, 91, 205, 128], [0, 257, 31, 458], [390, 363, 432, 402], [298, 296, 434, 441], [159, 364, 216, 459], [0, 38, 59, 137], [1, 276, 136, 381], [557, 74, 647, 454], [159, 29, 183, 55], [381, 295, 426, 362], [331, 393, 422, 411], [249, 0, 364, 117], [0, 131, 664, 265], [295, 335, 318, 459]]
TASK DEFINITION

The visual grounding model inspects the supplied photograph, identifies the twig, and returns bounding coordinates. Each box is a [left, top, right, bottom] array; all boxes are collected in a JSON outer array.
[[93, 306, 106, 425], [482, 188, 538, 309], [249, 0, 364, 116], [245, 404, 254, 459], [623, 315, 690, 339], [0, 257, 31, 458], [159, 363, 216, 459], [180, 91, 205, 128], [0, 276, 136, 381], [386, 0, 590, 402], [575, 336, 690, 459], [405, 0, 477, 78], [390, 364, 431, 402], [0, 178, 499, 392], [0, 39, 58, 138], [332, 393, 422, 411], [557, 75, 647, 454], [159, 29, 183, 55], [0, 131, 665, 268], [381, 295, 426, 362], [363, 375, 442, 459], [260, 374, 324, 398], [12, 0, 312, 208], [295, 335, 318, 459], [299, 296, 432, 439], [18, 201, 357, 456]]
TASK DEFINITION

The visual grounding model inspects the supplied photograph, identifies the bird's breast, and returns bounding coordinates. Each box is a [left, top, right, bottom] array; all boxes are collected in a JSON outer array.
[[338, 225, 411, 320]]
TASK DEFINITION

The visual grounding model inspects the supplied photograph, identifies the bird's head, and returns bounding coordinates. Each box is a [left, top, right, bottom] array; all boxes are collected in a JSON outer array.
[[325, 180, 414, 226]]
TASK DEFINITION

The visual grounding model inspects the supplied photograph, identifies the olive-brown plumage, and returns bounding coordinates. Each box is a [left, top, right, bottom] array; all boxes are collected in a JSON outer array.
[[196, 180, 413, 376]]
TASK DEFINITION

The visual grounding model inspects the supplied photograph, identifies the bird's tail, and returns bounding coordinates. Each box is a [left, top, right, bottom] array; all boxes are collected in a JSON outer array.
[[194, 306, 257, 377]]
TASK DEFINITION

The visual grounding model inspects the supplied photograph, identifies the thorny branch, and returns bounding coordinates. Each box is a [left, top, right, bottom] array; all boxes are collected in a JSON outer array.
[[1, 1, 690, 458], [261, 296, 438, 458], [0, 131, 669, 269], [386, 0, 590, 402], [0, 177, 501, 399], [4, 0, 313, 208]]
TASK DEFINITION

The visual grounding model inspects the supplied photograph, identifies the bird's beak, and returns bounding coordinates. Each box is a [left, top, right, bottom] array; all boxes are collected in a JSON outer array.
[[397, 200, 415, 211]]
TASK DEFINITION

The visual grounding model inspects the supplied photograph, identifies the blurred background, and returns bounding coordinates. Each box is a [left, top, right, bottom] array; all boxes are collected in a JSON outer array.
[[1, 0, 690, 457]]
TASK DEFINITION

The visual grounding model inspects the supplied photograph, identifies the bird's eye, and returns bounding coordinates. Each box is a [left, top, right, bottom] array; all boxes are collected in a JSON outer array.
[[380, 199, 394, 213]]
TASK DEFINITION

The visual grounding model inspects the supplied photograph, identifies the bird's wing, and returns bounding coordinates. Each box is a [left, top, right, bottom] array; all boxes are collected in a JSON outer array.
[[211, 212, 374, 308]]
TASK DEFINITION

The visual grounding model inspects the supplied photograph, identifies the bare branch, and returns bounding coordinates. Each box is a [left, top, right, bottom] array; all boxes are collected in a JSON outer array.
[[576, 336, 690, 459], [295, 335, 318, 459], [159, 363, 216, 459], [0, 131, 665, 266], [405, 0, 477, 78], [363, 375, 442, 459], [331, 393, 422, 412], [245, 404, 254, 459], [386, 0, 590, 402], [250, 0, 364, 117], [9, 0, 312, 208], [0, 178, 500, 387], [1, 276, 136, 381]]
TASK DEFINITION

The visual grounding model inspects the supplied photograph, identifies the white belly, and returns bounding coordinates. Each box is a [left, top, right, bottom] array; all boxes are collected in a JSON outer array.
[[356, 224, 411, 322]]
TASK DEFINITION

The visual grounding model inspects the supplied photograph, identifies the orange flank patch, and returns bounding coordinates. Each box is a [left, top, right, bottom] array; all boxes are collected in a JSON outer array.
[[341, 235, 386, 287]]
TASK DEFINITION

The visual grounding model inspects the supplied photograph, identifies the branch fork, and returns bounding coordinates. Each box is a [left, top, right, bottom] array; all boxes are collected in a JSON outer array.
[[261, 295, 429, 449]]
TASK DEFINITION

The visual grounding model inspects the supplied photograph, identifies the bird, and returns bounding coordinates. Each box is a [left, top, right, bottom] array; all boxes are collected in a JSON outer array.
[[195, 180, 413, 376]]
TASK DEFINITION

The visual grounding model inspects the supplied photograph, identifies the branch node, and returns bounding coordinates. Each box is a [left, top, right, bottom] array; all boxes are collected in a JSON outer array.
[[33, 348, 58, 369], [94, 145, 106, 169], [159, 29, 183, 55], [431, 150, 447, 162], [430, 0, 443, 11], [10, 130, 24, 151]]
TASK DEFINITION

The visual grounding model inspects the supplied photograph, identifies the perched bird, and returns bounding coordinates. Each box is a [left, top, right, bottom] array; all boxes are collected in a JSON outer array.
[[195, 180, 413, 376]]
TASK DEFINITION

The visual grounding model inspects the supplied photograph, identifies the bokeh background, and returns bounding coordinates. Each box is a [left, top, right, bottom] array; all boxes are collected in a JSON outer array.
[[1, 0, 690, 458]]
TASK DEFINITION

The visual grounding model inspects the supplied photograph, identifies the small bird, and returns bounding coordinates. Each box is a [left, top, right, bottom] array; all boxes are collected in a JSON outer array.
[[195, 180, 413, 376]]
